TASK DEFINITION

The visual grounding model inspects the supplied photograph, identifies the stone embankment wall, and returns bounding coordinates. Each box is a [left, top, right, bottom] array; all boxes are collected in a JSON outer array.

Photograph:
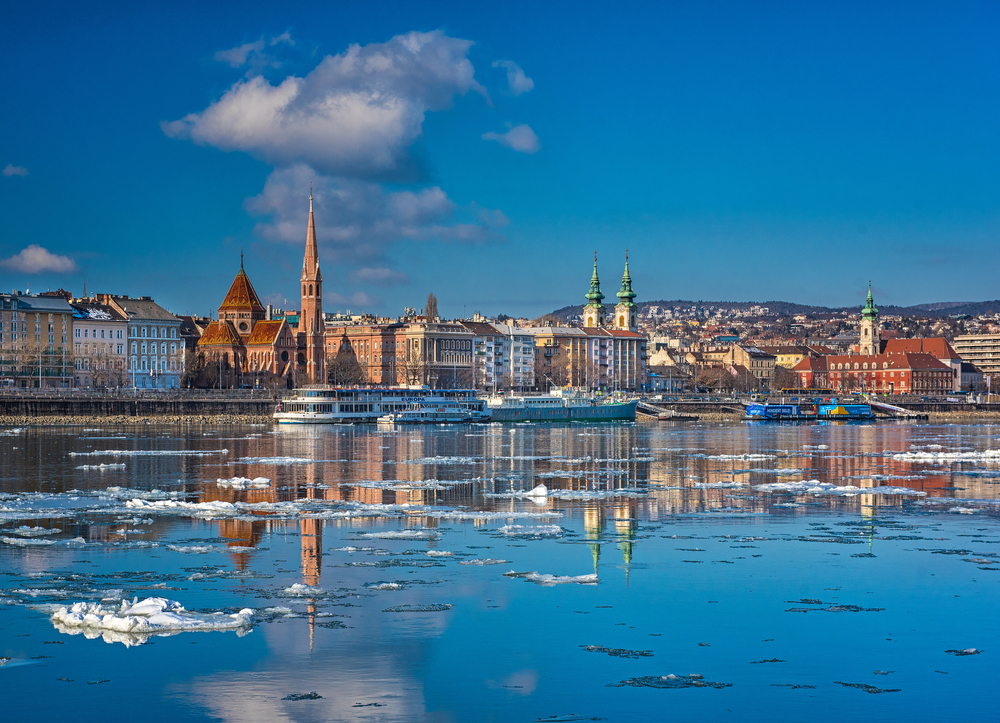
[[644, 401, 1000, 421], [0, 396, 277, 426]]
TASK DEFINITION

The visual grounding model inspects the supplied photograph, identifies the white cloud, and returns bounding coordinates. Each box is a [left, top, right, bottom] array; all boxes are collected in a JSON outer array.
[[245, 165, 506, 263], [214, 40, 266, 68], [482, 124, 540, 154], [167, 30, 487, 181], [1, 245, 77, 273], [353, 267, 410, 286], [3, 164, 28, 177], [492, 60, 534, 95]]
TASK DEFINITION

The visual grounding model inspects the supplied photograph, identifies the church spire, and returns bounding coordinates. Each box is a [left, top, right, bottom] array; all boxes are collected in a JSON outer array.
[[303, 190, 321, 281], [585, 251, 605, 308], [862, 281, 878, 319], [616, 249, 636, 307]]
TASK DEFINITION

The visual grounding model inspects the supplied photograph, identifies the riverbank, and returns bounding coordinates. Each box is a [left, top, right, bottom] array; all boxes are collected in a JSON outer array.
[[0, 414, 272, 426]]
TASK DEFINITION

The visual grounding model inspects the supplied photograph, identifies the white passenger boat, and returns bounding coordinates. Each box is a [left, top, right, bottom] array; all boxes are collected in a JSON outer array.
[[377, 401, 484, 425], [273, 386, 488, 424], [485, 387, 637, 422]]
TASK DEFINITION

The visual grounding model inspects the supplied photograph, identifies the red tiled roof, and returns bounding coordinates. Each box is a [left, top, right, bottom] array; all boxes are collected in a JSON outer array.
[[218, 268, 265, 313], [197, 321, 243, 347], [246, 320, 285, 346], [792, 352, 951, 372], [881, 338, 959, 360]]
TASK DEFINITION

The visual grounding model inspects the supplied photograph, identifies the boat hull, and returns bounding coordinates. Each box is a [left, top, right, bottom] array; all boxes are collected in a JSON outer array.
[[488, 400, 637, 422]]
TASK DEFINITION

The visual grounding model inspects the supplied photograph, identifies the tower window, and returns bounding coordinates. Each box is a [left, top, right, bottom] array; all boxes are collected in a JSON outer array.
[[309, 284, 313, 296]]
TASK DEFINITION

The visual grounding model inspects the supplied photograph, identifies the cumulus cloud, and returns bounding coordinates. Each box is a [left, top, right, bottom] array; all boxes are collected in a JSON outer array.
[[167, 30, 487, 181], [492, 60, 534, 95], [482, 124, 540, 154], [1, 245, 77, 273], [3, 164, 29, 177], [353, 267, 410, 286], [245, 165, 506, 263]]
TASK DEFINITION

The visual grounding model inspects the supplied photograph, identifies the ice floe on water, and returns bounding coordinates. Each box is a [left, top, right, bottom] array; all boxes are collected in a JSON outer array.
[[7, 526, 62, 536], [498, 524, 565, 539], [753, 481, 926, 496], [69, 449, 229, 457], [697, 454, 778, 461], [2, 536, 86, 547], [216, 477, 271, 489], [340, 479, 455, 491], [423, 510, 561, 520], [403, 456, 480, 465], [892, 450, 1000, 462], [237, 456, 345, 464], [75, 464, 126, 470], [607, 674, 731, 689], [49, 596, 254, 647], [358, 529, 440, 540], [692, 482, 745, 489], [504, 571, 598, 585], [486, 484, 646, 500], [281, 584, 324, 596], [459, 558, 511, 566], [166, 545, 216, 554]]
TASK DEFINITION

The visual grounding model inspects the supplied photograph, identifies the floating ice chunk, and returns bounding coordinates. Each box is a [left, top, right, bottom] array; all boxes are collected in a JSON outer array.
[[281, 583, 324, 596], [945, 648, 982, 656], [504, 571, 598, 585], [498, 524, 564, 539], [701, 454, 777, 461], [948, 507, 978, 514], [70, 449, 228, 457], [359, 530, 440, 540], [75, 464, 126, 470], [49, 596, 254, 647], [753, 480, 925, 496], [10, 526, 62, 537], [367, 583, 402, 590], [237, 456, 346, 464], [126, 499, 237, 517], [459, 559, 511, 566], [216, 477, 271, 489], [166, 545, 215, 554], [892, 450, 1000, 462], [425, 550, 453, 557], [404, 456, 480, 465], [524, 484, 548, 498], [3, 536, 85, 547], [424, 510, 561, 520], [692, 482, 745, 489], [340, 479, 455, 491]]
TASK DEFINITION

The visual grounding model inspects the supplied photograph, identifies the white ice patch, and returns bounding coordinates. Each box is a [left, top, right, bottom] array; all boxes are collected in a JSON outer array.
[[425, 550, 453, 557], [340, 479, 455, 491], [404, 456, 480, 465], [892, 450, 1000, 463], [498, 524, 564, 538], [0, 428, 24, 436], [75, 464, 126, 470], [700, 454, 777, 461], [166, 545, 215, 554], [9, 526, 62, 537], [358, 529, 439, 540], [692, 482, 745, 489], [505, 571, 598, 585], [237, 456, 345, 464], [70, 449, 228, 457], [216, 477, 271, 489], [126, 499, 237, 517], [753, 480, 926, 496], [459, 558, 511, 566], [2, 536, 86, 547], [50, 596, 253, 646], [281, 583, 323, 596], [368, 583, 402, 590]]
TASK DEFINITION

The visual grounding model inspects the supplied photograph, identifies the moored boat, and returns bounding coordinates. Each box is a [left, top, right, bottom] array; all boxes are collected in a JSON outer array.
[[377, 401, 485, 425], [274, 386, 488, 424], [485, 387, 637, 422]]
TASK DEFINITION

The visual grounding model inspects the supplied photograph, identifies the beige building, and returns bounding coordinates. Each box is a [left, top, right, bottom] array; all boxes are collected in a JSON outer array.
[[0, 292, 74, 388], [70, 300, 128, 388], [724, 345, 776, 382], [952, 334, 1000, 377]]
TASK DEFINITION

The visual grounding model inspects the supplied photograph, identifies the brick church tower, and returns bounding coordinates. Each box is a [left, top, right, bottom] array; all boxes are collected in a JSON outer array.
[[300, 192, 325, 383]]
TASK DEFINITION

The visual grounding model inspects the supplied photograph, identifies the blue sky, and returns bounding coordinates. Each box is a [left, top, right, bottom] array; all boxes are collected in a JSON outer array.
[[2, 1, 998, 318]]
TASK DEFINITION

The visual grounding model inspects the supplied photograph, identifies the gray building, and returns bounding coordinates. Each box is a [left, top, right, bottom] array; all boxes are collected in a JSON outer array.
[[98, 295, 184, 389]]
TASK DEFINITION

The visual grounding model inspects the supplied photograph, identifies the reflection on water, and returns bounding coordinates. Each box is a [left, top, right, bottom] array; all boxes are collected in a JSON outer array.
[[1, 421, 999, 721]]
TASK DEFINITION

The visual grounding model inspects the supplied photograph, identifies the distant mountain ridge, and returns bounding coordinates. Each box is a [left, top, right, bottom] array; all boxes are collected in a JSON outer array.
[[549, 299, 1000, 322]]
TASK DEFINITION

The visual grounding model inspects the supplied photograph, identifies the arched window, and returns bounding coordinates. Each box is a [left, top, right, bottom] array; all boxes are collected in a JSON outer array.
[[309, 284, 313, 296], [141, 357, 148, 371], [141, 327, 147, 338], [303, 284, 306, 296], [141, 342, 147, 354]]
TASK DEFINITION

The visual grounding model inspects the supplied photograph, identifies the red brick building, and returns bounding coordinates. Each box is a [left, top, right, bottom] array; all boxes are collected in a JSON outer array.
[[792, 351, 954, 394]]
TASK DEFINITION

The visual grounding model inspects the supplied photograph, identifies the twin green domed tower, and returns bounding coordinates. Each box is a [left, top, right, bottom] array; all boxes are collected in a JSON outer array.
[[583, 251, 638, 331]]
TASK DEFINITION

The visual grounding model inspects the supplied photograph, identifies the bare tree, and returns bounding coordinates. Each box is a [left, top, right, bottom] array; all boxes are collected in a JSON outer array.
[[425, 293, 438, 322], [326, 349, 368, 386]]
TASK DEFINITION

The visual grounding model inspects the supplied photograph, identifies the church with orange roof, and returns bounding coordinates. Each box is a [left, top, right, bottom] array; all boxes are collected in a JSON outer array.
[[197, 252, 298, 382]]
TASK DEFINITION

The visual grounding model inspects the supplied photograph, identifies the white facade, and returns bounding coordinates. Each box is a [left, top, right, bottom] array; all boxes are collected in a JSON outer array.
[[70, 302, 128, 387], [490, 323, 535, 391], [99, 296, 184, 389]]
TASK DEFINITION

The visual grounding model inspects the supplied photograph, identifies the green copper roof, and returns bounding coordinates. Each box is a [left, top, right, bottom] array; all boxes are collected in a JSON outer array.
[[616, 252, 637, 307], [861, 281, 878, 319], [585, 253, 605, 308]]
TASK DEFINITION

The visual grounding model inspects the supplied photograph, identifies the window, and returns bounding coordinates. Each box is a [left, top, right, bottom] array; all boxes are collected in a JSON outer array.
[[75, 328, 81, 338], [83, 329, 88, 338], [141, 357, 148, 370], [141, 327, 147, 337], [171, 328, 176, 338], [131, 342, 137, 354], [100, 329, 105, 339], [161, 357, 167, 371], [161, 342, 167, 354], [117, 344, 123, 355], [170, 343, 176, 355], [118, 330, 123, 339], [141, 342, 147, 354]]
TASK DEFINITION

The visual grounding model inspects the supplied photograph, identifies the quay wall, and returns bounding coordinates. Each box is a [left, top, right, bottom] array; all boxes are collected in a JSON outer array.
[[0, 396, 276, 422]]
